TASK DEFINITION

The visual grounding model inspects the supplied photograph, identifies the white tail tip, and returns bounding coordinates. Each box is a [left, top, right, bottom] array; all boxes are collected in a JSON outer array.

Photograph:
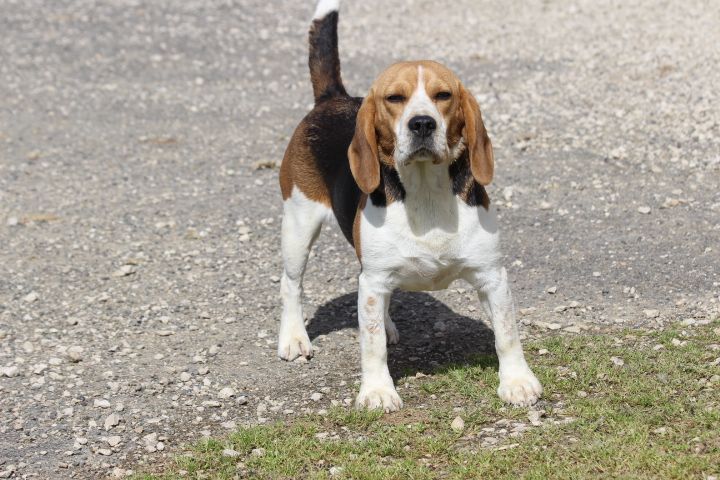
[[313, 0, 340, 20]]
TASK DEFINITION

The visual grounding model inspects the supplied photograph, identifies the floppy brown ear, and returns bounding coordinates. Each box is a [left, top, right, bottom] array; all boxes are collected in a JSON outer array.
[[460, 86, 494, 185], [348, 94, 380, 194]]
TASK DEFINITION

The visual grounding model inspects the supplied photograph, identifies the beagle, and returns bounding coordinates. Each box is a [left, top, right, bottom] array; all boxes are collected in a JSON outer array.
[[277, 0, 542, 412]]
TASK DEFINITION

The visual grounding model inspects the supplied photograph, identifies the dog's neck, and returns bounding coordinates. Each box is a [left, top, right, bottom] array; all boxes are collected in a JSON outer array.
[[395, 159, 458, 235]]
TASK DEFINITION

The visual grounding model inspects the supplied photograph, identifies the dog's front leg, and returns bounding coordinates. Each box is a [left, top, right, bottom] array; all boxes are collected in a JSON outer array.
[[473, 267, 542, 406], [355, 272, 403, 412]]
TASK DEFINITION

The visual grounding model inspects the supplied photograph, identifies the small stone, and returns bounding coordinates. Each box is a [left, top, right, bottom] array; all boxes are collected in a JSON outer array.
[[450, 416, 465, 432], [179, 372, 191, 382], [94, 399, 111, 409], [66, 346, 84, 362], [6, 216, 19, 226], [546, 286, 557, 294], [156, 330, 174, 336], [202, 400, 221, 408], [310, 392, 324, 402], [653, 427, 667, 435], [643, 309, 660, 319], [329, 466, 344, 477], [112, 265, 136, 277], [577, 390, 588, 398], [610, 357, 625, 367], [222, 449, 240, 458], [143, 433, 158, 452], [218, 387, 235, 399], [23, 291, 39, 303], [104, 413, 120, 430], [198, 366, 209, 375], [637, 206, 651, 214], [251, 448, 266, 457], [221, 421, 237, 429], [592, 271, 601, 277], [527, 410, 543, 426], [107, 436, 122, 447], [564, 325, 582, 333], [1, 366, 20, 377], [269, 275, 280, 283], [97, 448, 113, 456], [537, 349, 549, 355]]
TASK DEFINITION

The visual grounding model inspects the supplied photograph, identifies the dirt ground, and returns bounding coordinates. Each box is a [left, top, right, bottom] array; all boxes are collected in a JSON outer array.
[[1, 0, 718, 478]]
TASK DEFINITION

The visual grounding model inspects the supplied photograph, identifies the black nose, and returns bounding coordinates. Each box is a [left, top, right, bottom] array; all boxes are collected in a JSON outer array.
[[408, 115, 436, 138]]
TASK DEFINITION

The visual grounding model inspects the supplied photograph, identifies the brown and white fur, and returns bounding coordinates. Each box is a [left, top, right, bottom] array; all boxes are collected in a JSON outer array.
[[277, 0, 542, 412]]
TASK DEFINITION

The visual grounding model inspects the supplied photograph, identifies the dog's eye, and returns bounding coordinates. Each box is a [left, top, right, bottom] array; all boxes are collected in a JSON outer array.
[[435, 91, 452, 101], [386, 94, 406, 103]]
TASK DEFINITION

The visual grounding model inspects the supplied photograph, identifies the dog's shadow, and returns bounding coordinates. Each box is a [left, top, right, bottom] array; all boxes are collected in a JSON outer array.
[[307, 291, 497, 378]]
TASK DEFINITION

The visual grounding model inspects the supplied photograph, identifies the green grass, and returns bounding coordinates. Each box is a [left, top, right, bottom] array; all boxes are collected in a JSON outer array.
[[136, 320, 720, 479]]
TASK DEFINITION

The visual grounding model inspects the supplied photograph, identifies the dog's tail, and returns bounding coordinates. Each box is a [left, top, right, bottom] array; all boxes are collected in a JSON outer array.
[[309, 0, 347, 103]]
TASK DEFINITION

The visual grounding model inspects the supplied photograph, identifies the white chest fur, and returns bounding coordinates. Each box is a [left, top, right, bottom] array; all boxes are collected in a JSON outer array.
[[359, 161, 501, 291]]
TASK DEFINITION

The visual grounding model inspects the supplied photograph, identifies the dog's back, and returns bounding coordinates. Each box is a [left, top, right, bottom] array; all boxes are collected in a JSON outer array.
[[279, 1, 362, 246]]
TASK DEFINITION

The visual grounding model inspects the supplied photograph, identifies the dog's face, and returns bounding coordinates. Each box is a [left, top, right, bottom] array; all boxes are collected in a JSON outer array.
[[348, 60, 494, 194]]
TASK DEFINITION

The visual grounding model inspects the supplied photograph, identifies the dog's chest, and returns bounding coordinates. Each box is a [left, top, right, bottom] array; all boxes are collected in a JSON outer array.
[[359, 197, 499, 290]]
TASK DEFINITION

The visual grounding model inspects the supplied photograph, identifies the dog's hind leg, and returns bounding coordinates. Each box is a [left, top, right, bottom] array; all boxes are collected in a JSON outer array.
[[277, 188, 329, 361], [383, 295, 400, 345]]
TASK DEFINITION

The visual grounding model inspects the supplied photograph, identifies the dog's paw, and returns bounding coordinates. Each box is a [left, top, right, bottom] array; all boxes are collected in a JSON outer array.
[[498, 369, 543, 406], [277, 329, 313, 361], [356, 384, 403, 412], [385, 318, 400, 345]]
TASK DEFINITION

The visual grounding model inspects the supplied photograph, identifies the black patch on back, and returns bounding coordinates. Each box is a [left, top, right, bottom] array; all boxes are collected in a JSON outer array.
[[305, 96, 363, 245]]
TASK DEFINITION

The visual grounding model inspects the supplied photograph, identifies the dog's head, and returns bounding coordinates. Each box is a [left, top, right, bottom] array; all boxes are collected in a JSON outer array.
[[348, 60, 494, 194]]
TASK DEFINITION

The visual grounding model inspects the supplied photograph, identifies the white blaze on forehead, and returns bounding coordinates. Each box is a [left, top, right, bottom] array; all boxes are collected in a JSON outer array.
[[405, 65, 437, 117]]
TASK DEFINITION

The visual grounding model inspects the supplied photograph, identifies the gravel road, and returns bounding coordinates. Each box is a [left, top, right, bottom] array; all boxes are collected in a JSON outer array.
[[1, 0, 718, 478]]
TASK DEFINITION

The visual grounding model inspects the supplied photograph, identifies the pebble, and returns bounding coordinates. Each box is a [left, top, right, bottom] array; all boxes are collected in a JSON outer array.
[[310, 392, 324, 402], [218, 387, 235, 399], [222, 449, 240, 458], [22, 291, 39, 303], [537, 348, 549, 355], [643, 309, 660, 319], [637, 206, 652, 214], [251, 448, 266, 457], [610, 356, 625, 367], [451, 416, 465, 432], [94, 399, 111, 408], [527, 410, 543, 426], [143, 433, 158, 452], [329, 466, 344, 477], [107, 436, 122, 447], [104, 413, 120, 430], [1, 366, 20, 377], [546, 286, 557, 294], [112, 265, 136, 277], [66, 346, 84, 362], [6, 216, 19, 226], [179, 372, 192, 382]]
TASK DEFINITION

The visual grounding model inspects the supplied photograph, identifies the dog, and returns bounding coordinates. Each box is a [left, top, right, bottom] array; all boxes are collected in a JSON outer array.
[[277, 0, 542, 412]]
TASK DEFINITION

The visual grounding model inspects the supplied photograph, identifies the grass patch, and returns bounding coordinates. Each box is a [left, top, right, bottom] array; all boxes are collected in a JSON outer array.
[[136, 320, 720, 479]]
